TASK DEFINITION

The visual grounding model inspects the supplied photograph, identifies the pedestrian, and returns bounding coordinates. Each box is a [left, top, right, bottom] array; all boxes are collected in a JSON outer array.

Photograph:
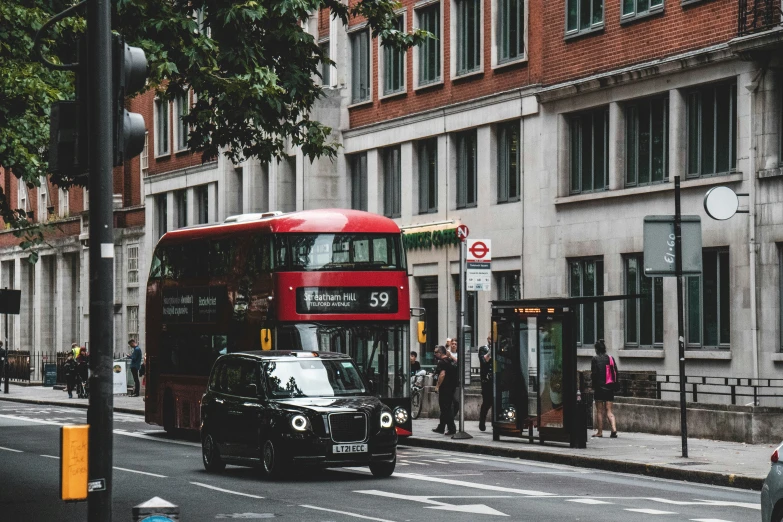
[[63, 353, 77, 399], [127, 339, 142, 397], [591, 339, 618, 438], [75, 346, 89, 398], [410, 351, 421, 374], [449, 338, 459, 361], [432, 345, 457, 436], [478, 334, 493, 432]]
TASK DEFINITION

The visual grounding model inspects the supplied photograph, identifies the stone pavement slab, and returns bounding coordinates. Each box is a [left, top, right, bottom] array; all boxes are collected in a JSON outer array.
[[0, 383, 145, 414], [407, 417, 776, 491]]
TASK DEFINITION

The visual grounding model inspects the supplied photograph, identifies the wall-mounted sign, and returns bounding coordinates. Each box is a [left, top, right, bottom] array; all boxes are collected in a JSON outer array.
[[162, 286, 226, 324], [296, 287, 398, 314]]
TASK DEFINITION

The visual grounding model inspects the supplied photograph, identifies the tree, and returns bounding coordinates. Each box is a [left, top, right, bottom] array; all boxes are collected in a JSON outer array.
[[0, 0, 426, 250]]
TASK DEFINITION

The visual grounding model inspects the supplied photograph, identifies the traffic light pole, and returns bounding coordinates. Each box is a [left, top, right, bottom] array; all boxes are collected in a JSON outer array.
[[87, 0, 115, 519]]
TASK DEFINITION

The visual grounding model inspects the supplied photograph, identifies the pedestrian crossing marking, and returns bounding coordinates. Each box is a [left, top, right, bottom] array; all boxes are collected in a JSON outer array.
[[567, 499, 612, 505], [625, 508, 678, 515]]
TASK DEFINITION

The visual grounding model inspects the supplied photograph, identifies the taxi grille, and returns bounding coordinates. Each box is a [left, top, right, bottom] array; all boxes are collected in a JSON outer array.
[[328, 412, 367, 443]]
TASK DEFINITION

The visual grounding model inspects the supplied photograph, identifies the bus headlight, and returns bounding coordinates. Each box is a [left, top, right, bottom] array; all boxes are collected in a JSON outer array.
[[380, 412, 393, 429], [393, 407, 408, 425], [291, 414, 309, 431]]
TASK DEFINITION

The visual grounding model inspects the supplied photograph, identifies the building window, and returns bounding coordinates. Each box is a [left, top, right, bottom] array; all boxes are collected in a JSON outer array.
[[382, 147, 401, 218], [456, 130, 478, 209], [320, 41, 331, 86], [622, 0, 663, 19], [626, 96, 668, 187], [175, 91, 189, 152], [127, 244, 139, 284], [569, 258, 604, 347], [418, 139, 438, 214], [496, 271, 520, 300], [59, 188, 69, 218], [566, 0, 604, 34], [127, 306, 139, 342], [497, 0, 524, 63], [625, 255, 663, 348], [570, 107, 609, 194], [350, 29, 370, 103], [350, 153, 368, 211], [417, 4, 441, 86], [175, 189, 187, 229], [383, 17, 405, 95], [155, 99, 169, 156], [497, 121, 520, 203], [196, 184, 209, 224], [140, 133, 149, 176], [687, 82, 737, 178], [456, 0, 481, 75], [155, 193, 167, 239], [686, 250, 730, 349]]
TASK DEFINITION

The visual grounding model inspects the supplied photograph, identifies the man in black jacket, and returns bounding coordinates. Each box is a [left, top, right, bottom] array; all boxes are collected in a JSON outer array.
[[432, 345, 457, 435], [478, 335, 493, 431]]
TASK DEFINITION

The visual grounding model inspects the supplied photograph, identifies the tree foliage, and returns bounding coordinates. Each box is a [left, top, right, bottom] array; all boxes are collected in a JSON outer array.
[[0, 0, 426, 251]]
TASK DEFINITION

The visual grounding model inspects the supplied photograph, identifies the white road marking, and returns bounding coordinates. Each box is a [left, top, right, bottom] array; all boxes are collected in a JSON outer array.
[[398, 460, 429, 465], [40, 454, 59, 459], [113, 430, 200, 447], [625, 508, 678, 515], [694, 500, 760, 510], [113, 466, 167, 478], [567, 499, 613, 505], [191, 482, 264, 499], [356, 490, 507, 517], [0, 446, 22, 453], [690, 519, 736, 522], [391, 472, 554, 496], [300, 504, 395, 521], [0, 414, 66, 426]]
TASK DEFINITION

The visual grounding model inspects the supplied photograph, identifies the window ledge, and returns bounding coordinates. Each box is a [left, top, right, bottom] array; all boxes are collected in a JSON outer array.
[[174, 147, 190, 155], [759, 166, 783, 179], [620, 7, 665, 26], [555, 173, 743, 206], [618, 349, 665, 359], [564, 25, 605, 42], [577, 349, 594, 357], [681, 0, 709, 7], [415, 79, 444, 92], [453, 68, 484, 82], [492, 56, 528, 71], [414, 0, 440, 8], [348, 99, 374, 109], [771, 353, 783, 362], [154, 153, 171, 160], [684, 350, 732, 360], [380, 89, 407, 101]]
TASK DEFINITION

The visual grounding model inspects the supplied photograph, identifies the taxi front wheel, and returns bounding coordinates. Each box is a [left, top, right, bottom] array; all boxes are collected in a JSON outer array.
[[369, 457, 396, 478], [202, 432, 225, 472], [260, 438, 286, 478]]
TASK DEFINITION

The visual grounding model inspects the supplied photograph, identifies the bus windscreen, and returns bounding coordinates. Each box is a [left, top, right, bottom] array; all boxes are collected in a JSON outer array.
[[281, 234, 406, 272]]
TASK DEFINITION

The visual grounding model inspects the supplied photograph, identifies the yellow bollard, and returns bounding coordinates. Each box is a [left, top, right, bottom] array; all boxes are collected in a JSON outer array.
[[61, 425, 89, 501]]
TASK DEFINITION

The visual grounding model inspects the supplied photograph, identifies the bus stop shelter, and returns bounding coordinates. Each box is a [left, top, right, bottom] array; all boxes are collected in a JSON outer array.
[[491, 296, 635, 448]]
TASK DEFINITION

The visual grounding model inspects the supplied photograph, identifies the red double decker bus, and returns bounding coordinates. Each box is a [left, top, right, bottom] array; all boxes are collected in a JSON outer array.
[[144, 209, 413, 435]]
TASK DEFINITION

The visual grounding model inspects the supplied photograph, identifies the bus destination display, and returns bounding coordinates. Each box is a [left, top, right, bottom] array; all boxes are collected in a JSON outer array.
[[162, 286, 225, 323], [296, 287, 398, 314]]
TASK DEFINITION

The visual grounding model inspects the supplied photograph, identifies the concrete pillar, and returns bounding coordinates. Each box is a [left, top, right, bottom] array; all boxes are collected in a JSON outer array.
[[761, 67, 781, 170], [296, 151, 304, 211], [557, 114, 570, 197], [669, 89, 687, 180], [400, 142, 414, 221], [13, 258, 20, 351], [476, 125, 492, 208], [32, 257, 42, 359], [437, 135, 448, 215], [186, 187, 196, 227], [165, 192, 175, 232], [243, 159, 268, 213], [608, 102, 624, 191], [268, 161, 278, 212], [208, 182, 219, 223], [56, 253, 65, 353], [366, 149, 380, 214]]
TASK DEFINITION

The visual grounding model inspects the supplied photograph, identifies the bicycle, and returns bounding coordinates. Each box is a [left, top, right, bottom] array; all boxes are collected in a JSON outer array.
[[410, 370, 426, 420]]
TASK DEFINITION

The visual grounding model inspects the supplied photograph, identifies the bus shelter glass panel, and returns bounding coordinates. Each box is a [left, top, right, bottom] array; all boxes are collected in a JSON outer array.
[[538, 319, 565, 431], [494, 319, 534, 428]]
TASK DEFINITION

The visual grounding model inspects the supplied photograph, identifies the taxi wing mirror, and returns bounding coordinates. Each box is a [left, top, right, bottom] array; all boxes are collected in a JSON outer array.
[[260, 329, 272, 351], [417, 321, 427, 345]]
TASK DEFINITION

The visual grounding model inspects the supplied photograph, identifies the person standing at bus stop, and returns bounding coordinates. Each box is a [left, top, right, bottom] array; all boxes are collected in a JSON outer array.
[[478, 335, 493, 431], [432, 345, 457, 436], [591, 339, 618, 438], [127, 339, 142, 397]]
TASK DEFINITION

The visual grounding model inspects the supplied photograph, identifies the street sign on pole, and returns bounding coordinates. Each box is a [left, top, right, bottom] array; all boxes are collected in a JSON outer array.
[[643, 216, 702, 277], [466, 239, 491, 291], [456, 224, 469, 242]]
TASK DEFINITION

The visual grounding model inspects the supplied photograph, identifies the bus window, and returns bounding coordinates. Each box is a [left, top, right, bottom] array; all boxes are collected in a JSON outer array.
[[353, 238, 370, 263], [273, 236, 288, 268], [248, 236, 272, 274], [372, 238, 390, 265], [149, 249, 163, 280], [208, 240, 234, 277], [283, 234, 405, 271]]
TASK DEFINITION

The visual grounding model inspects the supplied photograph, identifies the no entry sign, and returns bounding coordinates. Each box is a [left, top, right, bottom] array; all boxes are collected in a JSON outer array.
[[466, 239, 491, 291], [456, 224, 469, 242]]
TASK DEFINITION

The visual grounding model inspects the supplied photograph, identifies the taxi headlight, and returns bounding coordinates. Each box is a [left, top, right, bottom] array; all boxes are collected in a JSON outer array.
[[291, 414, 309, 431], [380, 411, 393, 429], [393, 407, 408, 425]]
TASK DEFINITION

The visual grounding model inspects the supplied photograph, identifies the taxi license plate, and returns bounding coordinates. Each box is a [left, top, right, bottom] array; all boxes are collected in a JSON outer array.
[[333, 444, 367, 454]]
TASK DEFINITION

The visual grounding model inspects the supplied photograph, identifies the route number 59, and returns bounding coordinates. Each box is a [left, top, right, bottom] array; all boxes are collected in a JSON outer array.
[[370, 292, 389, 308]]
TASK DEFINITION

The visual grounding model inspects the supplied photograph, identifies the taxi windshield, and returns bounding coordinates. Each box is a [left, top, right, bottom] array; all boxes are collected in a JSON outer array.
[[264, 359, 367, 398]]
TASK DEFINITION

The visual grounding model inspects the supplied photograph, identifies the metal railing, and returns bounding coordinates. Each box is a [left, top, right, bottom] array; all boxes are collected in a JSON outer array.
[[655, 374, 783, 406], [739, 0, 783, 36], [2, 351, 72, 384]]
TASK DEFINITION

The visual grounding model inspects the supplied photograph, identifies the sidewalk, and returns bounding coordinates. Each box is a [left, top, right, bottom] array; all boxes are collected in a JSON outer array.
[[0, 383, 145, 415], [0, 384, 774, 491], [406, 417, 774, 491]]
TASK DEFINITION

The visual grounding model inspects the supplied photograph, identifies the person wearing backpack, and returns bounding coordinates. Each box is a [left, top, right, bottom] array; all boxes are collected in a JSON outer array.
[[591, 339, 618, 438]]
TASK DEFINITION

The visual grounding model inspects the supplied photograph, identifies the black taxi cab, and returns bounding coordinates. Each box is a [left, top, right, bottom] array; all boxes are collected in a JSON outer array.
[[200, 351, 398, 478]]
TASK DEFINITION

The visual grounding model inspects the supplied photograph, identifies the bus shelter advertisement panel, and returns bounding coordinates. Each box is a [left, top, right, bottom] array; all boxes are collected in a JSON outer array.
[[162, 286, 226, 324], [296, 287, 398, 314]]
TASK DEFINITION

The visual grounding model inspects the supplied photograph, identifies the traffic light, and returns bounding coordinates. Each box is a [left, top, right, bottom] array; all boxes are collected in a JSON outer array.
[[112, 35, 148, 167], [48, 36, 89, 178]]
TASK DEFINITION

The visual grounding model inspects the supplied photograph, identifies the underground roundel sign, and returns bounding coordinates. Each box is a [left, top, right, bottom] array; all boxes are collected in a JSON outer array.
[[466, 239, 492, 292]]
